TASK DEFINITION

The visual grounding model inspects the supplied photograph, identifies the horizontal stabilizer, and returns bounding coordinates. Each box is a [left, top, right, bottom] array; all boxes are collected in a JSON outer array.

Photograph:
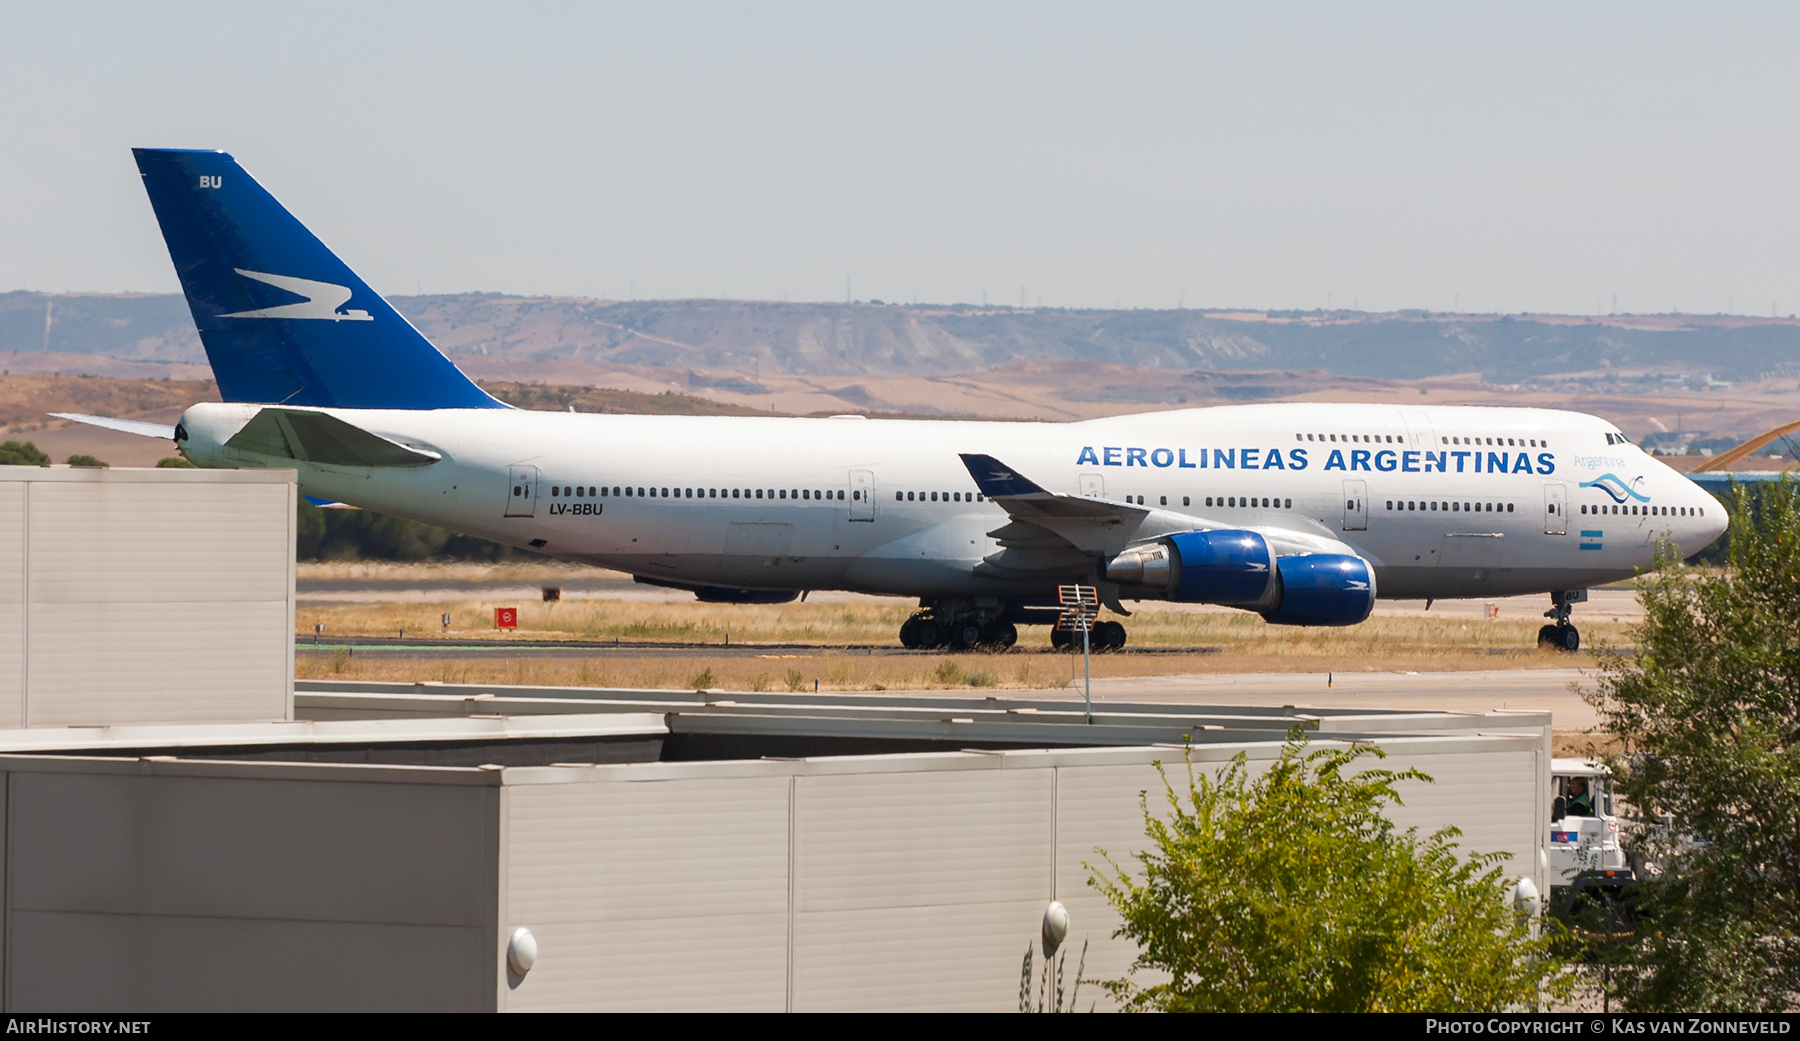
[[50, 413, 177, 440], [226, 408, 441, 467]]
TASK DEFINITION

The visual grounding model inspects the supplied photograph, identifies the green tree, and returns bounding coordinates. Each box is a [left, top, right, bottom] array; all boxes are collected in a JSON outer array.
[[154, 456, 195, 468], [0, 441, 50, 466], [65, 454, 107, 468], [1090, 733, 1565, 1012], [1584, 479, 1800, 1012], [293, 499, 528, 562]]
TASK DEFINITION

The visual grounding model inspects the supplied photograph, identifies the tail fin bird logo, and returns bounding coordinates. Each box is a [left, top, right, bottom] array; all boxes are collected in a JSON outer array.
[[219, 270, 372, 322], [1579, 473, 1650, 504]]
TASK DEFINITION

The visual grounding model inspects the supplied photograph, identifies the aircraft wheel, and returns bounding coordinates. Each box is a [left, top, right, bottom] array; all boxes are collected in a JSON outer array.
[[1558, 625, 1581, 653], [1537, 624, 1560, 649], [949, 619, 986, 651], [899, 617, 922, 649], [1049, 627, 1072, 651], [913, 618, 943, 649], [983, 620, 1018, 650], [1094, 620, 1127, 651]]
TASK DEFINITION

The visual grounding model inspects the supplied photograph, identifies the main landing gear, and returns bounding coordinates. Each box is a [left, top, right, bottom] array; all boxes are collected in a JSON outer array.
[[899, 609, 1018, 651], [896, 598, 1128, 652], [1538, 589, 1587, 652]]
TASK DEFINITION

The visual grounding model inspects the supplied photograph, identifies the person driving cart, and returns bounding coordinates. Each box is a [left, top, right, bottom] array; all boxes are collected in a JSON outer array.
[[1565, 777, 1595, 817]]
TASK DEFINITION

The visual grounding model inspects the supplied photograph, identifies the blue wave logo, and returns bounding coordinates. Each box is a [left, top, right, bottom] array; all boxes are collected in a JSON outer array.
[[1580, 473, 1650, 503]]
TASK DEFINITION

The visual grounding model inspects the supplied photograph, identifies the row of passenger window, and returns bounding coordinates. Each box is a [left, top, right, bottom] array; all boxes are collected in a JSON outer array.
[[549, 484, 853, 501], [1387, 500, 1515, 513], [1582, 503, 1699, 517], [1442, 436, 1548, 448], [1289, 432, 1552, 449], [896, 491, 985, 502], [1083, 494, 1295, 509], [1296, 432, 1406, 444]]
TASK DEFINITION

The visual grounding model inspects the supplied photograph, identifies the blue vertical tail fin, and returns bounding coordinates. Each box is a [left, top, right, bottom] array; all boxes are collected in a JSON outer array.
[[133, 148, 504, 410]]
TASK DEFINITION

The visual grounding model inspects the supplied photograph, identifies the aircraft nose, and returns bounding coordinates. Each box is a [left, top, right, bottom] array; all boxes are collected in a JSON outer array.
[[1696, 487, 1729, 548]]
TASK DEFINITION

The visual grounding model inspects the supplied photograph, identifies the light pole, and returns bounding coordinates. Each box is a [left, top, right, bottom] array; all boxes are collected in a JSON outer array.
[[1058, 585, 1099, 723]]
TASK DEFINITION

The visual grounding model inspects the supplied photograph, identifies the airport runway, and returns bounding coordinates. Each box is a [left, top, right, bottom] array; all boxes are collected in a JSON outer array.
[[298, 569, 1645, 624], [1082, 667, 1601, 731], [845, 668, 1605, 732], [294, 637, 1602, 731]]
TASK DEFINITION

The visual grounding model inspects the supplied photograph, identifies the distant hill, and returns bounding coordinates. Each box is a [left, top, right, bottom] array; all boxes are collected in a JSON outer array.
[[9, 289, 1800, 382], [0, 291, 202, 362]]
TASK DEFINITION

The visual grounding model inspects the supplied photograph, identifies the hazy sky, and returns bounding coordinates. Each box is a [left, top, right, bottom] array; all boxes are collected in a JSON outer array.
[[4, 3, 1799, 314]]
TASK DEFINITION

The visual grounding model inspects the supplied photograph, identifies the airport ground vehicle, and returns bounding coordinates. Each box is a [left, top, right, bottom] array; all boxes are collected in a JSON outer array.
[[64, 148, 1729, 650], [1549, 759, 1638, 902]]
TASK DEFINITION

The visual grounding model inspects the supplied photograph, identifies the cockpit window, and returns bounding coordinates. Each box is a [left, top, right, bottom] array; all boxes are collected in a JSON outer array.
[[1605, 431, 1634, 446]]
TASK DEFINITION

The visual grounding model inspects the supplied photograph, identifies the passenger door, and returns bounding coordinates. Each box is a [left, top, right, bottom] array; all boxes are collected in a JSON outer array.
[[848, 470, 875, 521], [1544, 482, 1569, 535], [1342, 479, 1368, 531], [1079, 473, 1105, 498], [1400, 411, 1436, 450], [504, 464, 539, 517]]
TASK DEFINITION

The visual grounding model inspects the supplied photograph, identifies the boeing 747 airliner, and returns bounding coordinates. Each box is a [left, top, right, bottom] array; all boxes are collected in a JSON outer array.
[[62, 149, 1728, 652]]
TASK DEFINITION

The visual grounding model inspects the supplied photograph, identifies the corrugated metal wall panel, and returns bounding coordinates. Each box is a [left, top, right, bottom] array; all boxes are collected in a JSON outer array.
[[28, 484, 290, 603], [503, 777, 790, 1012], [514, 915, 788, 1013], [1054, 761, 1169, 1002], [0, 483, 22, 726], [21, 479, 291, 724], [26, 601, 290, 725], [793, 899, 1049, 1012], [7, 770, 496, 1011], [795, 768, 1053, 913], [790, 767, 1054, 1011], [497, 739, 1545, 1012], [1386, 750, 1540, 879]]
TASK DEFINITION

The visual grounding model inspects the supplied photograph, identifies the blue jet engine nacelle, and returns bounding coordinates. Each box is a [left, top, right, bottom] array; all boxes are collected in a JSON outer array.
[[1260, 552, 1376, 627], [1104, 529, 1374, 626]]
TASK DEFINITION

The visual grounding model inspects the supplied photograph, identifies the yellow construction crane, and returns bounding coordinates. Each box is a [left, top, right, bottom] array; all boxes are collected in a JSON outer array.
[[1691, 419, 1800, 472]]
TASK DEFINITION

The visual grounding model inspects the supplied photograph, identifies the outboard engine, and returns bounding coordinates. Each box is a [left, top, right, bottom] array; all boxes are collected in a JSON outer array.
[[1105, 529, 1374, 626], [1260, 553, 1374, 627]]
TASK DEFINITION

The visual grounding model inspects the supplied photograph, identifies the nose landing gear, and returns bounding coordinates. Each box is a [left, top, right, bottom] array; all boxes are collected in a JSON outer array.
[[1538, 589, 1587, 652]]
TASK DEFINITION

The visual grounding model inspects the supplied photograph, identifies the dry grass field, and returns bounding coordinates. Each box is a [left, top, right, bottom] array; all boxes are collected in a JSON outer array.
[[294, 593, 1631, 693]]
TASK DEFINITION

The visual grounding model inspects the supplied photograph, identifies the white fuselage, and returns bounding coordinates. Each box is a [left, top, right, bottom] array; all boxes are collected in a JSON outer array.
[[177, 400, 1725, 604]]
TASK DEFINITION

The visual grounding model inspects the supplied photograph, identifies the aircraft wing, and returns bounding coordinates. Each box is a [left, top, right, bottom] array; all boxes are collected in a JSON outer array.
[[959, 453, 1149, 558], [50, 413, 178, 440], [225, 408, 441, 467], [959, 452, 1363, 570]]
